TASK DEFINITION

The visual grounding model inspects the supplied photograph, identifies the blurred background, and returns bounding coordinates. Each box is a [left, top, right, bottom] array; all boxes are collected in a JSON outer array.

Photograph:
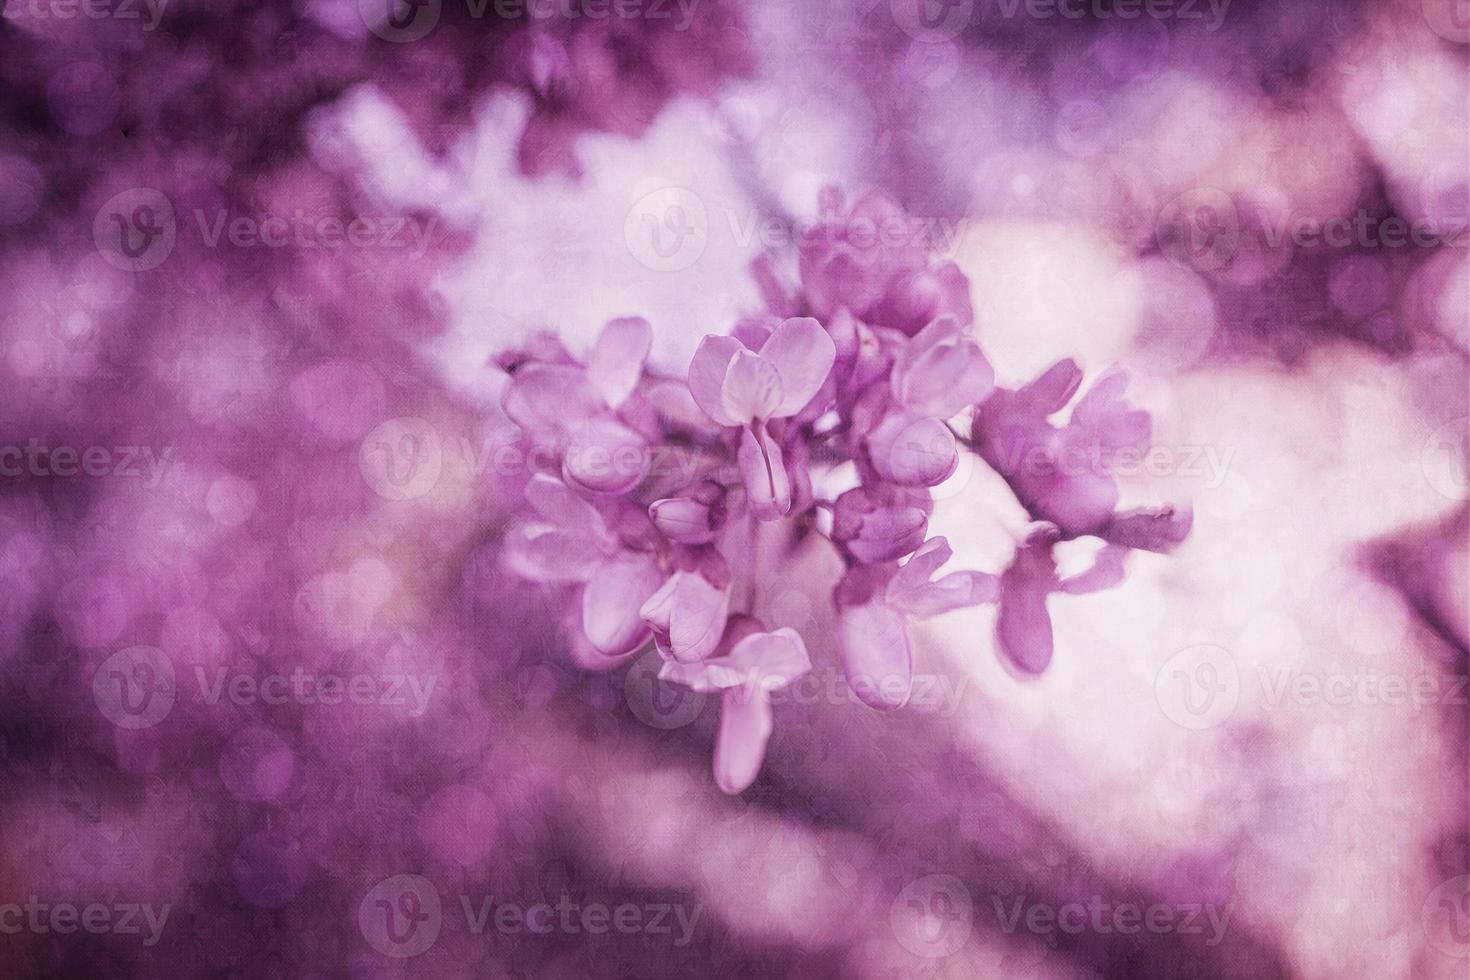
[[0, 0, 1465, 976]]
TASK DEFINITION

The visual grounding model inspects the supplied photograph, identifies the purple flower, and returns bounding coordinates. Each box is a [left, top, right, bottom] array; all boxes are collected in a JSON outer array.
[[995, 524, 1161, 674], [503, 317, 656, 496], [865, 411, 959, 487], [890, 316, 994, 418], [502, 474, 663, 658], [972, 360, 1150, 536], [639, 569, 731, 664], [688, 317, 836, 521], [660, 619, 812, 794], [835, 537, 997, 709], [648, 481, 728, 545], [831, 484, 930, 564], [798, 187, 973, 336]]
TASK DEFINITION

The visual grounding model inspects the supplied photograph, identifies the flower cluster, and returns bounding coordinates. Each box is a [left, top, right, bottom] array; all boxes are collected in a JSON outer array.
[[497, 188, 1190, 793]]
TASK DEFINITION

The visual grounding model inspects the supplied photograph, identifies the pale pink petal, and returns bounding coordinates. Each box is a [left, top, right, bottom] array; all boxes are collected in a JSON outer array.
[[837, 601, 912, 710], [561, 418, 648, 495], [638, 574, 679, 633], [887, 536, 953, 600], [587, 316, 652, 409], [721, 628, 812, 691], [648, 497, 715, 544], [525, 474, 611, 545], [669, 572, 730, 663], [1101, 506, 1193, 553], [757, 316, 836, 417], [1018, 358, 1084, 414], [867, 412, 958, 486], [721, 349, 784, 424], [687, 335, 744, 427], [891, 316, 995, 418], [893, 570, 1000, 619], [502, 363, 603, 434], [502, 524, 602, 583], [737, 424, 791, 521], [581, 553, 663, 656], [997, 583, 1054, 674], [713, 687, 772, 794]]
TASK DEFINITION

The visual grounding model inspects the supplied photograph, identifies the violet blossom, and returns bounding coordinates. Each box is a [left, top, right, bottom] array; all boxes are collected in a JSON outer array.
[[494, 187, 1191, 792]]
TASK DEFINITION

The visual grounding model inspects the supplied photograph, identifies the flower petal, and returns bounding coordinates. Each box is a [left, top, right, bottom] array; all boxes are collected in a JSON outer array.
[[738, 424, 791, 522], [581, 553, 663, 655], [721, 628, 812, 691], [997, 583, 1054, 674], [562, 418, 648, 495], [714, 687, 772, 794], [758, 316, 836, 417], [502, 363, 604, 435], [687, 335, 744, 427], [867, 412, 958, 487], [524, 474, 611, 545], [588, 316, 652, 409], [837, 601, 912, 710], [721, 350, 784, 424], [656, 572, 729, 663]]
